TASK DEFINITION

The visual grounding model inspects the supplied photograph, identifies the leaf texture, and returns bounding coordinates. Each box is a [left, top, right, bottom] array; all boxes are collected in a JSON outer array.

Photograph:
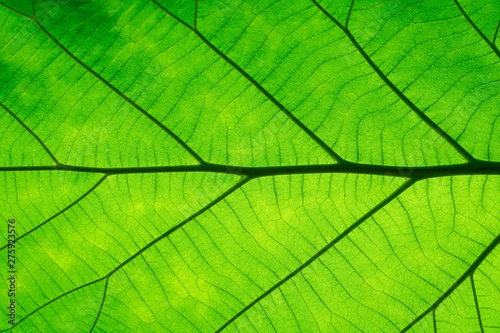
[[0, 0, 499, 332]]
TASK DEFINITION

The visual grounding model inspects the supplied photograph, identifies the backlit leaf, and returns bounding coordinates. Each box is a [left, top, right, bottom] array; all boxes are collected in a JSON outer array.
[[1, 0, 499, 332]]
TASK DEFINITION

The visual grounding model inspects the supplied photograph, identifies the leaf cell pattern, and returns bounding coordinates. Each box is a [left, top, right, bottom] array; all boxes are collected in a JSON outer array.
[[0, 0, 499, 332]]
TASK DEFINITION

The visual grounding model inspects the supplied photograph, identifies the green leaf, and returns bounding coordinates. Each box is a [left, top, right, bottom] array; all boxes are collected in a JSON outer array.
[[0, 0, 499, 332]]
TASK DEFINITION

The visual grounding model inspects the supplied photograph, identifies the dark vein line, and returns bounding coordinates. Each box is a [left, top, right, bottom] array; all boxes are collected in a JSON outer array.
[[432, 310, 437, 333], [345, 0, 355, 29], [89, 278, 109, 333], [30, 0, 205, 165], [494, 21, 500, 46], [1, 161, 500, 177], [194, 0, 199, 29], [453, 0, 500, 58], [13, 277, 108, 328], [311, 0, 477, 163], [11, 177, 250, 328], [0, 102, 59, 165], [0, 175, 107, 250], [1, 3, 499, 327], [0, 1, 32, 19], [0, 166, 57, 172], [216, 179, 417, 332], [104, 177, 249, 277], [470, 275, 485, 333], [400, 232, 500, 332], [151, 0, 344, 163]]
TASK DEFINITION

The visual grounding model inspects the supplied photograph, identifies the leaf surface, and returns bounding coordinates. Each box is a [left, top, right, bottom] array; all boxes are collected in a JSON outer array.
[[0, 0, 499, 332]]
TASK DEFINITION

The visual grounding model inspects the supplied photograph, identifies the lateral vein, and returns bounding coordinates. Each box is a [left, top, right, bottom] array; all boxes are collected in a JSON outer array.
[[0, 1, 32, 19], [311, 0, 477, 163], [151, 0, 345, 163], [400, 232, 500, 332], [0, 175, 108, 251], [28, 0, 205, 164], [215, 178, 418, 332], [0, 102, 60, 165], [453, 0, 500, 59], [10, 177, 250, 328]]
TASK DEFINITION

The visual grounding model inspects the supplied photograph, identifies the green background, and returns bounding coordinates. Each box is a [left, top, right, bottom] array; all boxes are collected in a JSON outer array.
[[0, 0, 499, 331]]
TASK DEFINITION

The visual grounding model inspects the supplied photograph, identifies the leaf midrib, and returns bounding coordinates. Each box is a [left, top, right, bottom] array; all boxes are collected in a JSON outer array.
[[1, 1, 499, 332], [1, 160, 499, 178]]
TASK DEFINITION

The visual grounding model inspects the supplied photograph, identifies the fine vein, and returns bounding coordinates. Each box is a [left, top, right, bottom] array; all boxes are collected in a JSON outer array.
[[1, 102, 59, 165], [90, 278, 109, 332], [12, 277, 108, 329], [0, 2, 32, 20], [470, 275, 485, 333], [103, 177, 249, 277], [0, 2, 498, 331], [0, 175, 107, 251], [194, 0, 199, 29], [151, 0, 344, 163], [494, 21, 500, 45], [401, 232, 500, 332], [11, 177, 250, 328], [311, 0, 477, 163], [453, 0, 500, 59], [216, 179, 417, 332], [345, 0, 355, 28], [30, 0, 205, 164]]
